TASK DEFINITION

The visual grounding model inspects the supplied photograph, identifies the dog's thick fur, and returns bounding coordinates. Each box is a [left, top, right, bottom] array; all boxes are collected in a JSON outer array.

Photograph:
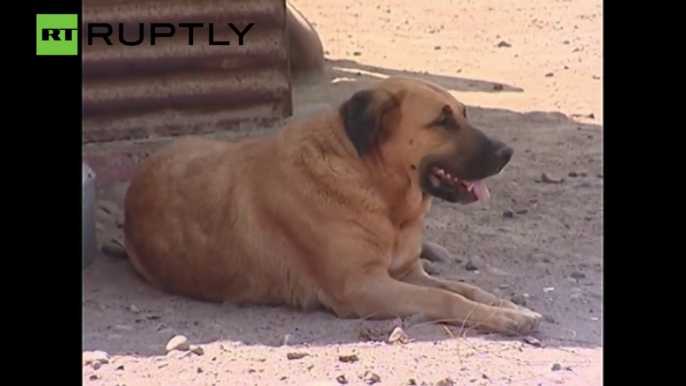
[[124, 77, 543, 335]]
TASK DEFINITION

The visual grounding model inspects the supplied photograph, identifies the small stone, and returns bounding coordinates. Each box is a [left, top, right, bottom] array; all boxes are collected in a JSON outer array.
[[435, 378, 455, 386], [496, 40, 511, 48], [465, 255, 484, 271], [89, 375, 98, 380], [197, 367, 203, 373], [422, 259, 440, 276], [92, 361, 102, 370], [421, 241, 453, 262], [408, 379, 418, 385], [502, 209, 514, 218], [337, 374, 349, 384], [570, 271, 586, 280], [353, 51, 362, 56], [545, 72, 554, 77], [339, 354, 359, 363], [511, 294, 527, 306], [543, 313, 556, 323], [102, 241, 127, 259], [190, 345, 204, 355], [362, 371, 381, 384], [287, 352, 309, 360], [83, 350, 110, 365], [97, 200, 119, 215], [165, 335, 190, 353], [114, 325, 134, 332], [493, 83, 504, 91], [434, 46, 441, 50], [128, 305, 140, 314], [568, 171, 579, 177], [388, 326, 409, 344], [528, 252, 551, 263], [540, 173, 563, 184], [551, 363, 562, 371], [116, 365, 125, 370], [563, 40, 570, 44], [515, 209, 528, 215], [522, 335, 543, 347]]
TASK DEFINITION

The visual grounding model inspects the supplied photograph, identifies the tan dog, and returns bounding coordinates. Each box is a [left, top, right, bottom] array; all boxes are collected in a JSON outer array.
[[124, 76, 543, 335]]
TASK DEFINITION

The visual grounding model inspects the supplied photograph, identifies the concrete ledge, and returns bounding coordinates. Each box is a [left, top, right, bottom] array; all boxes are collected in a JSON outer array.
[[83, 104, 331, 190], [82, 162, 98, 270]]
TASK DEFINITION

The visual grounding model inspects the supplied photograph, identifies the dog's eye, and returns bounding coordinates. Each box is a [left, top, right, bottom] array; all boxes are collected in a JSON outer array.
[[430, 109, 459, 130]]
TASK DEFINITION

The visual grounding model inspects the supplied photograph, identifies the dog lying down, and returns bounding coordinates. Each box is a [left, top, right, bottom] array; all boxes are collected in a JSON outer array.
[[124, 76, 544, 335]]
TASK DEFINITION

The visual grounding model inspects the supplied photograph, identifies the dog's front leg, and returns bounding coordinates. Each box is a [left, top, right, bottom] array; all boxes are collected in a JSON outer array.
[[335, 267, 541, 335], [402, 247, 533, 312], [405, 262, 523, 309]]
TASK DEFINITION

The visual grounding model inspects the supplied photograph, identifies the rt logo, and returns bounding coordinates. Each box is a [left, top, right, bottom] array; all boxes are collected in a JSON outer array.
[[36, 14, 78, 56]]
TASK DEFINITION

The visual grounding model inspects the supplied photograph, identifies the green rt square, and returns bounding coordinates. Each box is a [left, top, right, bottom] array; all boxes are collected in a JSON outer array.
[[36, 14, 78, 56]]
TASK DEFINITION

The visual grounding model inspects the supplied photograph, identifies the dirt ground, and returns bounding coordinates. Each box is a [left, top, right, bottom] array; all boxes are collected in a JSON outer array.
[[83, 0, 603, 384]]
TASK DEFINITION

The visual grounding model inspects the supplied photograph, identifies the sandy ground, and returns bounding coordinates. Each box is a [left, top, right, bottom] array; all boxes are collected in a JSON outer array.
[[83, 0, 603, 384]]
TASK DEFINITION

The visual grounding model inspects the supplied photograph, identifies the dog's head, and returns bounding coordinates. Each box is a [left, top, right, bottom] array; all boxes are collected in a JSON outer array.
[[339, 76, 513, 204]]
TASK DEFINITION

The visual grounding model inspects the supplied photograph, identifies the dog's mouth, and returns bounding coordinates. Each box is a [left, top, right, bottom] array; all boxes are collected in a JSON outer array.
[[424, 166, 491, 204]]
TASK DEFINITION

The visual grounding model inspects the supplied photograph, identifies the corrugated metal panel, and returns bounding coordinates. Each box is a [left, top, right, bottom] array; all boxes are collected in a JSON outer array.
[[83, 0, 292, 144]]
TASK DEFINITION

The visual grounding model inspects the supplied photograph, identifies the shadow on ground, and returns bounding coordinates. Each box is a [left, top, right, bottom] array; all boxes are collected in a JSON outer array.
[[84, 60, 603, 358]]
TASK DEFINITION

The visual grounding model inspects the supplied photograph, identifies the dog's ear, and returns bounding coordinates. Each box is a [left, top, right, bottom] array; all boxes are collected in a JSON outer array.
[[339, 88, 400, 156]]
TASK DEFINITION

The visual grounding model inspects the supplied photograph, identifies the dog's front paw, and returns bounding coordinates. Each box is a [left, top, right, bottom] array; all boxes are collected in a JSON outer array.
[[489, 297, 527, 311], [504, 309, 543, 335]]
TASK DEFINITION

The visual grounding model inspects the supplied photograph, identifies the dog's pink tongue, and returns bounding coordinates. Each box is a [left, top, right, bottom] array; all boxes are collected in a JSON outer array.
[[471, 180, 490, 202]]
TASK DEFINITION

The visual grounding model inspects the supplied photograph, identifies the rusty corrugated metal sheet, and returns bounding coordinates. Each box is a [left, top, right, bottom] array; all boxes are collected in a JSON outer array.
[[83, 0, 292, 144]]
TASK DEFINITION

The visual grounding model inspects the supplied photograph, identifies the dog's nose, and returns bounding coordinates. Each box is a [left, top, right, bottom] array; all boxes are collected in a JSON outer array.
[[494, 144, 513, 164]]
